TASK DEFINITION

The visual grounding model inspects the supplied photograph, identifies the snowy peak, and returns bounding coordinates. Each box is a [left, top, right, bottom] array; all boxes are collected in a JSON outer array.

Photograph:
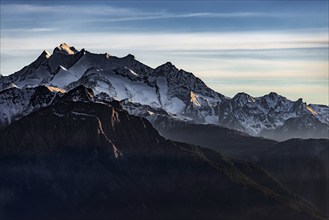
[[123, 54, 135, 60], [41, 50, 52, 59], [153, 62, 178, 77], [259, 92, 286, 109], [262, 92, 281, 104], [53, 43, 78, 55], [292, 98, 306, 113], [58, 85, 95, 102], [232, 92, 255, 107], [34, 50, 51, 65], [266, 92, 279, 100]]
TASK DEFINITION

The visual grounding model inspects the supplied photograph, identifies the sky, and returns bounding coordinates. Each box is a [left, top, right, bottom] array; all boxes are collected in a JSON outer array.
[[0, 0, 328, 105]]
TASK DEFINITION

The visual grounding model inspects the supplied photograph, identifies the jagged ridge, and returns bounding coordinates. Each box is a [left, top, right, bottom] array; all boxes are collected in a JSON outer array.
[[0, 43, 328, 141]]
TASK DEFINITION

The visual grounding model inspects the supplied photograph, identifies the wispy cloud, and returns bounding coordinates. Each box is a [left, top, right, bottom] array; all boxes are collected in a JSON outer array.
[[83, 12, 281, 23], [1, 3, 289, 24], [1, 4, 133, 15], [2, 3, 296, 35], [2, 28, 57, 32], [2, 3, 327, 34], [3, 31, 327, 50]]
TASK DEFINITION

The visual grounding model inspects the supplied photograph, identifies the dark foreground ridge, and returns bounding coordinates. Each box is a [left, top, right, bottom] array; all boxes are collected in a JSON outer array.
[[0, 87, 325, 220], [153, 116, 329, 216]]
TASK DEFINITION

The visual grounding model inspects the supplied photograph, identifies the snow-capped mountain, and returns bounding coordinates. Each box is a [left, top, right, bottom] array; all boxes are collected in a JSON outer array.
[[0, 85, 59, 130], [0, 43, 328, 140], [218, 92, 329, 139]]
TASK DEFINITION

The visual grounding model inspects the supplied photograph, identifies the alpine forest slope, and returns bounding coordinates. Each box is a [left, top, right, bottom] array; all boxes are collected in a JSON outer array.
[[0, 86, 326, 220], [0, 43, 328, 141]]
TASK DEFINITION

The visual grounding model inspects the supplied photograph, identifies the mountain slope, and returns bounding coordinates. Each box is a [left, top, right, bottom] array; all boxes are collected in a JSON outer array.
[[152, 115, 277, 159], [0, 43, 328, 140], [260, 139, 329, 215], [149, 117, 329, 216], [0, 87, 325, 220], [0, 85, 59, 130]]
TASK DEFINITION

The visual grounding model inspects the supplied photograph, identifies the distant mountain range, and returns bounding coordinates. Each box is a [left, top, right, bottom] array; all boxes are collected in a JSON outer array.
[[0, 43, 328, 219], [1, 43, 328, 140]]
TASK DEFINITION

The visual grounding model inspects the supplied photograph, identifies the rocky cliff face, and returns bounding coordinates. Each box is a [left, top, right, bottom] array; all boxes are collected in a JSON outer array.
[[0, 87, 325, 220]]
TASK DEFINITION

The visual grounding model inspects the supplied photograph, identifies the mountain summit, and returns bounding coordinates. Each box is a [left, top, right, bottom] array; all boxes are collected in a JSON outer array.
[[0, 43, 328, 140], [53, 42, 78, 55]]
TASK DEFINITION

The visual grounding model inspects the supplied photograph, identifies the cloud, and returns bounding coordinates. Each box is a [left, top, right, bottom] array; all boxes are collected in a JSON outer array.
[[2, 3, 298, 35], [82, 12, 282, 23], [2, 31, 327, 51], [1, 3, 290, 24], [1, 4, 132, 15], [2, 3, 327, 38], [2, 28, 57, 32]]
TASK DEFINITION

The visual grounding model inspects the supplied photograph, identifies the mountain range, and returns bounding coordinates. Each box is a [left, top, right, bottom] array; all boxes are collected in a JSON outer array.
[[1, 43, 328, 141], [0, 43, 328, 219]]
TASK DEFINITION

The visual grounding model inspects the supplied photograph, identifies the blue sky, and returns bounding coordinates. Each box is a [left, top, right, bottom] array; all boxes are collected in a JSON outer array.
[[1, 0, 328, 104]]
